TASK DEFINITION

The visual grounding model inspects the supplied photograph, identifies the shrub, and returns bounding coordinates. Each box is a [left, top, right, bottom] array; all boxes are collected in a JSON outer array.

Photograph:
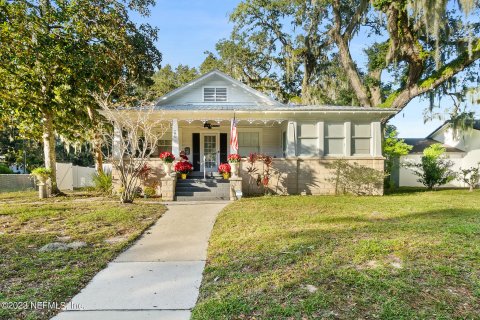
[[383, 125, 412, 189], [0, 164, 13, 174], [92, 172, 113, 194], [327, 159, 385, 195], [143, 186, 156, 197], [458, 165, 480, 192], [405, 144, 456, 190]]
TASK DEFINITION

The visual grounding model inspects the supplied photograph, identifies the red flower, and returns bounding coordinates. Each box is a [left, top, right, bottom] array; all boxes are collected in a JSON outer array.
[[174, 161, 193, 174], [218, 163, 231, 174], [159, 151, 175, 163], [227, 153, 241, 163]]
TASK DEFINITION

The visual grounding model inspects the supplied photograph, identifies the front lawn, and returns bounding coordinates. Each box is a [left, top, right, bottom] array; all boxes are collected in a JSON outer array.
[[193, 189, 480, 319], [0, 192, 165, 320]]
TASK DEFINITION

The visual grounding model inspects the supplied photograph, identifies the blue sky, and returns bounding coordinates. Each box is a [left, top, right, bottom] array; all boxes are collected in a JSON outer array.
[[131, 0, 471, 138]]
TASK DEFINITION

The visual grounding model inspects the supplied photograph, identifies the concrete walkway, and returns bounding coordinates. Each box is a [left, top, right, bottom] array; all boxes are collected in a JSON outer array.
[[52, 201, 228, 320]]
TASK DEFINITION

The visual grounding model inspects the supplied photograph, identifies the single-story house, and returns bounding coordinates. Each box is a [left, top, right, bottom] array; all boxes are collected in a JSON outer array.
[[399, 120, 480, 188], [111, 70, 397, 199]]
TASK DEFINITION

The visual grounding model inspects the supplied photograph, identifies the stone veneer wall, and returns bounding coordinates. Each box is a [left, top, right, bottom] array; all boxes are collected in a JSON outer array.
[[239, 158, 385, 196]]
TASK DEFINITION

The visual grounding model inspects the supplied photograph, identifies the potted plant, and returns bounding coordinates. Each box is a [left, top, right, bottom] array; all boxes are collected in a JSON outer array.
[[31, 167, 52, 199], [159, 151, 175, 175], [174, 161, 193, 179], [227, 153, 241, 177], [218, 163, 231, 179]]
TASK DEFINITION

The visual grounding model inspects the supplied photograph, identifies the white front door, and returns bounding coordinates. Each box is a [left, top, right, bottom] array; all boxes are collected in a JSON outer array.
[[202, 134, 218, 172]]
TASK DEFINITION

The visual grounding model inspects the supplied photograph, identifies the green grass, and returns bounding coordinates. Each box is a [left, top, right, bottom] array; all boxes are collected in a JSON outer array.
[[192, 189, 480, 319], [0, 192, 165, 320]]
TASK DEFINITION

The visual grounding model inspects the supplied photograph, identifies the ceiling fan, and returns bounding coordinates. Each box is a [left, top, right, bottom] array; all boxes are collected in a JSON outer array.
[[203, 122, 220, 129]]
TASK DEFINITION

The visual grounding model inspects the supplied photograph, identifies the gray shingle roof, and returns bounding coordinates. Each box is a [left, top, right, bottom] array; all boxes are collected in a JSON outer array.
[[403, 138, 465, 154]]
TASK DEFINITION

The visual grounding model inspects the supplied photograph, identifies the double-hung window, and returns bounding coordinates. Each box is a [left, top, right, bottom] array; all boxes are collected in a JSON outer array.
[[325, 123, 345, 156], [352, 123, 371, 155], [238, 132, 259, 157], [157, 139, 172, 154], [204, 87, 227, 102], [297, 122, 318, 156]]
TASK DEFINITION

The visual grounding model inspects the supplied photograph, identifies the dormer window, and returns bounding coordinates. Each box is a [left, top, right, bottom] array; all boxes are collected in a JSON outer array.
[[204, 87, 227, 102]]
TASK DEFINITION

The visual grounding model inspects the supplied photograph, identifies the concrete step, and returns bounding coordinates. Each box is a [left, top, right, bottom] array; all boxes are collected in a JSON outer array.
[[176, 195, 229, 201]]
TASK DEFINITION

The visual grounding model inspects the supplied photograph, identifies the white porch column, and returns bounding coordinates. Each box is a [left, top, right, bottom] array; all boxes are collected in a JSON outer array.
[[113, 123, 122, 160], [345, 121, 352, 156], [172, 119, 180, 158], [372, 121, 382, 156], [286, 121, 297, 158]]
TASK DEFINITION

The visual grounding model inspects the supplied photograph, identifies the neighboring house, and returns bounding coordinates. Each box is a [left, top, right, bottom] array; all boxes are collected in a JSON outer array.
[[399, 120, 480, 188], [112, 70, 396, 198]]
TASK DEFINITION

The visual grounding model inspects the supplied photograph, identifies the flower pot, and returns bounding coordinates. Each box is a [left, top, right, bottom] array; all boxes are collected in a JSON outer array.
[[230, 162, 239, 177], [181, 173, 187, 180], [163, 162, 172, 176], [222, 172, 230, 180]]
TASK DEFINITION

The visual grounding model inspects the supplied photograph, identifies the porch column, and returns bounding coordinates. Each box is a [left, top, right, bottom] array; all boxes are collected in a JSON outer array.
[[286, 121, 297, 158], [172, 119, 180, 158], [113, 122, 122, 160]]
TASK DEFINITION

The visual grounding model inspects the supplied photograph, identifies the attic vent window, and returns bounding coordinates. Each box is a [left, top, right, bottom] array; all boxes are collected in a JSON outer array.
[[204, 87, 227, 102]]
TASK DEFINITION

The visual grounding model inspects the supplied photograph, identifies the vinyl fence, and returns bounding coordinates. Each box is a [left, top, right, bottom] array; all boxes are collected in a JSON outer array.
[[56, 163, 97, 190]]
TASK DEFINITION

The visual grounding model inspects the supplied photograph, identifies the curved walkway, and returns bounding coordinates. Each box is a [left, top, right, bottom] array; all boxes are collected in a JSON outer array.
[[52, 201, 228, 320]]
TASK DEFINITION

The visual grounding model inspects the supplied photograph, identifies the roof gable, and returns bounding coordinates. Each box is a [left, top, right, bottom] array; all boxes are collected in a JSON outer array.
[[155, 70, 282, 107]]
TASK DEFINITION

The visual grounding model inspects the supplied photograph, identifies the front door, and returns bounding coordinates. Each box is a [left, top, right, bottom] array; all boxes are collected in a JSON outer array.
[[203, 134, 218, 172]]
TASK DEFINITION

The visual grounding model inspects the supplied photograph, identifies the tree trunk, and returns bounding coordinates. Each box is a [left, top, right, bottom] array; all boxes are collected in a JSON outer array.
[[42, 109, 61, 195], [368, 69, 382, 106], [87, 105, 104, 175], [336, 37, 372, 107], [93, 130, 104, 175]]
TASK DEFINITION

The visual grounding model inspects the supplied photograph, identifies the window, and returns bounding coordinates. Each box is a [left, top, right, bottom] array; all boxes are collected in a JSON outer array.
[[158, 139, 172, 154], [352, 123, 371, 155], [238, 132, 259, 157], [204, 87, 227, 102], [297, 123, 318, 156], [325, 123, 345, 155]]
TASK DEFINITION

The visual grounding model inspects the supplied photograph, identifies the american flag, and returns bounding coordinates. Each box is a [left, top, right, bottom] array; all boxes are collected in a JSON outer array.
[[230, 118, 238, 153]]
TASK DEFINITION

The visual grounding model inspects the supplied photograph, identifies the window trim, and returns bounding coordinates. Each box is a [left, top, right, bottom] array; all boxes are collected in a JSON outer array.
[[351, 123, 372, 156], [203, 86, 228, 102], [237, 128, 262, 156], [324, 122, 346, 156], [297, 122, 319, 157]]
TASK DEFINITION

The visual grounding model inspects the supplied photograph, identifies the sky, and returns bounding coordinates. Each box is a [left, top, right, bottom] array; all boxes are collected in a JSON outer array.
[[130, 0, 471, 138]]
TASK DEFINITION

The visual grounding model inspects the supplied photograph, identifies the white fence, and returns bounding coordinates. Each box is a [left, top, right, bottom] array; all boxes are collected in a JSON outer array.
[[56, 163, 97, 190]]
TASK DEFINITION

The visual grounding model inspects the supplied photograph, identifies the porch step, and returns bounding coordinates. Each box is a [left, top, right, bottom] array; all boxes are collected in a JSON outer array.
[[175, 178, 230, 201], [189, 171, 223, 179]]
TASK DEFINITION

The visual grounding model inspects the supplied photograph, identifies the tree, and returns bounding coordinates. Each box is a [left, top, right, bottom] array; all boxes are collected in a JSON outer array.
[[459, 165, 480, 192], [96, 91, 168, 203], [224, 0, 480, 109], [383, 125, 412, 189], [406, 143, 456, 190], [151, 64, 199, 97], [0, 0, 161, 193]]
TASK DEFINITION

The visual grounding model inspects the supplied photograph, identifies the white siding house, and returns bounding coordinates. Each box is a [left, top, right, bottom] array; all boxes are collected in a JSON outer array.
[[399, 121, 480, 188], [111, 70, 397, 197]]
